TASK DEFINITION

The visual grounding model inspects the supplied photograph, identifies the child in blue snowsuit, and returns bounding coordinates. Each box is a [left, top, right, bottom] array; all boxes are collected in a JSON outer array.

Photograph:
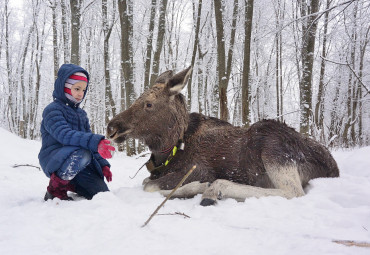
[[39, 64, 115, 200]]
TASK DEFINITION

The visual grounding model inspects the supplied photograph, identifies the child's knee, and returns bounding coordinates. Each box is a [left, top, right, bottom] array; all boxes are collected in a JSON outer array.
[[79, 149, 92, 167]]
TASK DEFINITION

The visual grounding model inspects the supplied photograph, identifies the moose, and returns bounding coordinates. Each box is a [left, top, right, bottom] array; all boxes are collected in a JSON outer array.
[[107, 67, 339, 206]]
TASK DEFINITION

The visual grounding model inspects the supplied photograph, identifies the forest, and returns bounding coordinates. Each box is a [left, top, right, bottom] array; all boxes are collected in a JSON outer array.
[[0, 0, 369, 155]]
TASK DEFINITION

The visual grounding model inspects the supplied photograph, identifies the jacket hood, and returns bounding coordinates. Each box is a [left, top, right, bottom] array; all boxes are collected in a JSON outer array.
[[53, 64, 90, 106]]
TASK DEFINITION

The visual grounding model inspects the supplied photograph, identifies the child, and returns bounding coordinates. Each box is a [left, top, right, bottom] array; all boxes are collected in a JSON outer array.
[[39, 63, 115, 201]]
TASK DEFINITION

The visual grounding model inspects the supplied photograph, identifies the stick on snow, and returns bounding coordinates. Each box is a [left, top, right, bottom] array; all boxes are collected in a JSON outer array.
[[142, 165, 196, 228]]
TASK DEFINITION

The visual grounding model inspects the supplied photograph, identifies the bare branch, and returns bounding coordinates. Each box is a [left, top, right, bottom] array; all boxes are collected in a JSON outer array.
[[333, 240, 370, 248], [142, 165, 196, 227], [320, 56, 370, 96], [12, 164, 41, 171]]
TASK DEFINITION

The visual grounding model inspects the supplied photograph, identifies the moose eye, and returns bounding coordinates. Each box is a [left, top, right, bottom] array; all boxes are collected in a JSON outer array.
[[146, 103, 152, 108]]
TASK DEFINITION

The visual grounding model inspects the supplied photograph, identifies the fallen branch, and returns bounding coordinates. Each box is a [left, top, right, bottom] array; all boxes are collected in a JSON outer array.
[[333, 240, 370, 248], [12, 164, 41, 171], [141, 165, 196, 228], [157, 212, 191, 219]]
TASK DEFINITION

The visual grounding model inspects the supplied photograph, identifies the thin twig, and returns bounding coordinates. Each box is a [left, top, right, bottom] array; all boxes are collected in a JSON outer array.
[[141, 165, 196, 228], [129, 162, 146, 179], [333, 240, 370, 248], [157, 212, 191, 219], [12, 164, 41, 171], [320, 56, 370, 95]]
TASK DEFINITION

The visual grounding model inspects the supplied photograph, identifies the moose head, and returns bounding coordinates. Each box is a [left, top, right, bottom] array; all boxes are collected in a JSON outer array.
[[107, 67, 192, 152]]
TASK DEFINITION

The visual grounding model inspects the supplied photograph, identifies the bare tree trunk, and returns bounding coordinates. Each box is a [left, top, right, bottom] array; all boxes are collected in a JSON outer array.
[[149, 0, 167, 86], [298, 0, 319, 135], [102, 0, 116, 125], [275, 4, 280, 120], [213, 0, 228, 121], [143, 0, 157, 89], [30, 3, 46, 139], [61, 0, 70, 63], [70, 0, 81, 65], [226, 0, 238, 84], [4, 0, 16, 133], [49, 0, 59, 79], [118, 0, 136, 155], [315, 0, 331, 140], [356, 25, 370, 145], [187, 0, 202, 110], [241, 0, 254, 126], [19, 21, 35, 138], [274, 0, 285, 122], [343, 2, 358, 147], [351, 6, 368, 145]]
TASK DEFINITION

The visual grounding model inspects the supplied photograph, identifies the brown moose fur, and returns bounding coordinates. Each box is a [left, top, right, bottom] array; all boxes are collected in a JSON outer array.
[[107, 67, 339, 205]]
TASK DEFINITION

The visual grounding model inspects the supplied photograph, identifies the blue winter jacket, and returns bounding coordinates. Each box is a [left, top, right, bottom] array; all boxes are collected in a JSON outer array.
[[38, 64, 110, 178]]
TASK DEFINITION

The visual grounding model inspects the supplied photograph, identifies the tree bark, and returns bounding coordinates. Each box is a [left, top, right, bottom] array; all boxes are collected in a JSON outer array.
[[61, 0, 70, 63], [315, 0, 331, 140], [70, 0, 81, 65], [343, 2, 358, 147], [187, 0, 202, 110], [241, 0, 254, 126], [49, 0, 59, 80], [118, 0, 136, 155], [143, 0, 157, 89], [102, 0, 116, 125], [298, 0, 319, 135], [214, 0, 228, 121], [149, 0, 167, 87]]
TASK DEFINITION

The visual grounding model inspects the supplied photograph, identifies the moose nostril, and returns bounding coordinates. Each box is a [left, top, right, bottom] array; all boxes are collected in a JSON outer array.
[[107, 126, 116, 138]]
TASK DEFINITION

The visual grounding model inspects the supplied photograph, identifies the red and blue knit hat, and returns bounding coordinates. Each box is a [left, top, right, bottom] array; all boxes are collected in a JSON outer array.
[[64, 72, 88, 103]]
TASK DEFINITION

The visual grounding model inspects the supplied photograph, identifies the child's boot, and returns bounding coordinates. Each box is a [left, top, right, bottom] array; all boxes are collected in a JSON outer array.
[[44, 173, 73, 201]]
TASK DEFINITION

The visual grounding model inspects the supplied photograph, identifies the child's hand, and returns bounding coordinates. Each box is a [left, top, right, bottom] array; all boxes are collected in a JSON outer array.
[[102, 166, 112, 182], [98, 139, 115, 159]]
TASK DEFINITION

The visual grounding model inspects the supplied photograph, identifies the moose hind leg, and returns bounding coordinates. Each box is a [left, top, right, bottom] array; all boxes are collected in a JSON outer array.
[[264, 162, 305, 199], [200, 179, 290, 206], [200, 164, 305, 206]]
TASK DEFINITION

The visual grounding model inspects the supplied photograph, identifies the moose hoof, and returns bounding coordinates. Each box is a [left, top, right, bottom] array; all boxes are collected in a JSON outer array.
[[200, 198, 217, 206]]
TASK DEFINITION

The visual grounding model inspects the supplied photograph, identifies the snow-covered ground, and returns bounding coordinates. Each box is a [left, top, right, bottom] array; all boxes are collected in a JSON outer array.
[[0, 127, 369, 255]]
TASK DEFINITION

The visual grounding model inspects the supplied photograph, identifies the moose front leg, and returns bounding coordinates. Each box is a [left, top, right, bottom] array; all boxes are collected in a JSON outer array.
[[143, 171, 210, 199]]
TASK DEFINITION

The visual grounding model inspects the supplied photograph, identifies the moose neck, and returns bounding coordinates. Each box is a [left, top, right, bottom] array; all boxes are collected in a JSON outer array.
[[147, 94, 189, 167], [148, 127, 186, 167]]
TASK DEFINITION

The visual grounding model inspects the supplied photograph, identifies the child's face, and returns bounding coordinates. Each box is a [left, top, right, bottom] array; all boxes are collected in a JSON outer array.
[[71, 81, 87, 102]]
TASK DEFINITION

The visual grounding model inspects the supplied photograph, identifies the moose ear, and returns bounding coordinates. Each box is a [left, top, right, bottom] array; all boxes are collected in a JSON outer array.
[[155, 70, 173, 85], [166, 66, 192, 95]]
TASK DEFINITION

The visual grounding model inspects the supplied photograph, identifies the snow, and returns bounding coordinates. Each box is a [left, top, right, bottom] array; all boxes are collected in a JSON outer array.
[[0, 127, 369, 255]]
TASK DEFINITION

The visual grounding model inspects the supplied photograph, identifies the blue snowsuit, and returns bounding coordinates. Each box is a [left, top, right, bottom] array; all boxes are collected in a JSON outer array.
[[38, 64, 109, 199]]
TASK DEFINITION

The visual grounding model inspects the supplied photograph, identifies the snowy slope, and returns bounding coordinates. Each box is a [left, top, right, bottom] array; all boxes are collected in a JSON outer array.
[[0, 127, 369, 255]]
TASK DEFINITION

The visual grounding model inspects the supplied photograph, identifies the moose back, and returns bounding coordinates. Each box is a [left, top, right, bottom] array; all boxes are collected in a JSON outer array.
[[107, 67, 339, 206]]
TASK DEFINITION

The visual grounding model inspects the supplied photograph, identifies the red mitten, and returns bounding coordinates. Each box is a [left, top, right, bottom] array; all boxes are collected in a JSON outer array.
[[102, 166, 112, 182], [98, 139, 115, 159]]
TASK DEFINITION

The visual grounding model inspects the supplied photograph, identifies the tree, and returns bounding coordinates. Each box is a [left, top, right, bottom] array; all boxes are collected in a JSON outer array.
[[118, 0, 136, 155], [149, 0, 167, 86], [315, 0, 331, 141], [60, 0, 70, 63], [143, 0, 157, 89], [214, 0, 239, 121], [298, 0, 319, 135], [48, 0, 58, 79], [187, 0, 202, 110], [102, 0, 117, 124], [241, 0, 254, 126], [70, 0, 82, 65]]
